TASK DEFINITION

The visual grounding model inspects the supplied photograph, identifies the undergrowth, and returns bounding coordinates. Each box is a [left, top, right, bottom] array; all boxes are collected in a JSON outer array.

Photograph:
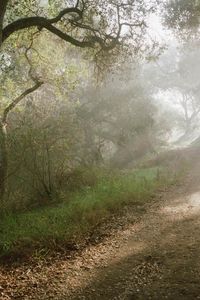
[[0, 167, 175, 258]]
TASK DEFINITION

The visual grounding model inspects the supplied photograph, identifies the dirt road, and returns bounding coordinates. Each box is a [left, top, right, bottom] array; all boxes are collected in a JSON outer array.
[[2, 154, 200, 299]]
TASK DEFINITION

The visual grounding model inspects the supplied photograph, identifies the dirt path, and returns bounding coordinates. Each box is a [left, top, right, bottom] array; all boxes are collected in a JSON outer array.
[[2, 157, 200, 299]]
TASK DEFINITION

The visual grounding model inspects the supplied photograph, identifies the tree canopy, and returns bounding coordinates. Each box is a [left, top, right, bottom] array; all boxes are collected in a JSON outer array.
[[163, 0, 200, 39]]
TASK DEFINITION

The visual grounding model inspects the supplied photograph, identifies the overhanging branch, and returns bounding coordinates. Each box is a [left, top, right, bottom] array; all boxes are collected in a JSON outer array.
[[2, 2, 141, 51], [2, 5, 83, 43], [2, 16, 119, 50]]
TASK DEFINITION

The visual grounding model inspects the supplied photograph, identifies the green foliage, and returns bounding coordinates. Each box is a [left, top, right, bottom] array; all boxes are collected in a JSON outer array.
[[0, 167, 169, 257], [163, 0, 200, 39]]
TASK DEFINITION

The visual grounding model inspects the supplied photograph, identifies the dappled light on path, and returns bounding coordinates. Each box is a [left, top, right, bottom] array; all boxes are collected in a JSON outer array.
[[161, 191, 200, 220], [68, 165, 200, 299]]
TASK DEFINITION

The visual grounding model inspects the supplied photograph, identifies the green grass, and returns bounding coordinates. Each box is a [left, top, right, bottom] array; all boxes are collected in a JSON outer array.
[[0, 167, 171, 258]]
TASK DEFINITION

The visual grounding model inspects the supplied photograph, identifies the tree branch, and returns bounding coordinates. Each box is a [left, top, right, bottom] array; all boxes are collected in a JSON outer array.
[[2, 2, 126, 51], [2, 81, 43, 125], [2, 29, 44, 125], [2, 4, 83, 40], [49, 7, 83, 23], [0, 0, 9, 45], [3, 15, 120, 50]]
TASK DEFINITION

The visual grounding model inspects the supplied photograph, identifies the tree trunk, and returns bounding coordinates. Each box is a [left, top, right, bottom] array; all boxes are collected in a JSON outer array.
[[0, 123, 8, 200], [0, 0, 8, 47]]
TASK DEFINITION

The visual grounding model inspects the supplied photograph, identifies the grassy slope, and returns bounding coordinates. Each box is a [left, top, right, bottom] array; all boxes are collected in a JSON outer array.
[[0, 167, 173, 258]]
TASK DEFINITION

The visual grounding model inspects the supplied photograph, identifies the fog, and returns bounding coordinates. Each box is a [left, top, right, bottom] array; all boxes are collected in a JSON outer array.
[[1, 1, 200, 208]]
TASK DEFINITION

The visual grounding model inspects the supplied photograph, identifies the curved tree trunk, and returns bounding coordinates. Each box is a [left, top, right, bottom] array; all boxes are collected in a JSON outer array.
[[0, 0, 8, 47]]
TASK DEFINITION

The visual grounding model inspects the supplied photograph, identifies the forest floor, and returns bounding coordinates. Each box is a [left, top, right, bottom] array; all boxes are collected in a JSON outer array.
[[1, 149, 200, 299]]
